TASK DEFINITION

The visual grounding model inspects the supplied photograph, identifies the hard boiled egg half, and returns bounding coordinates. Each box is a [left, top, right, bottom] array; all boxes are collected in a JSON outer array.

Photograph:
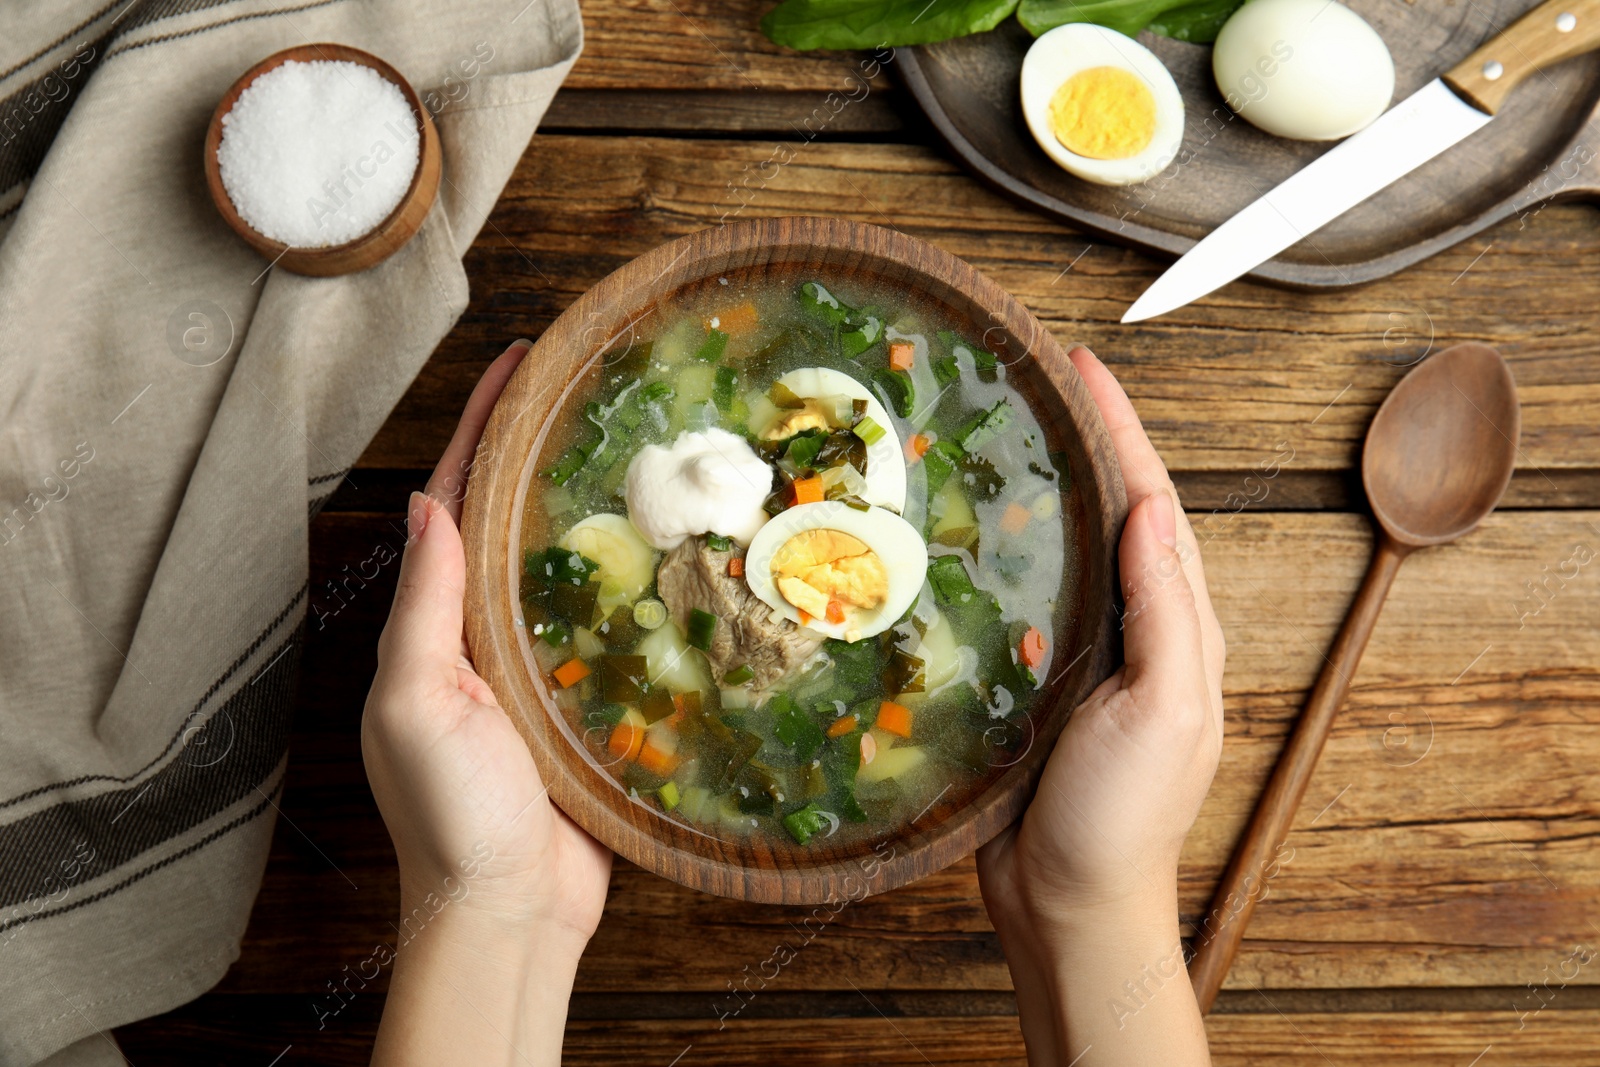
[[558, 512, 658, 618], [745, 501, 927, 642], [1020, 24, 1185, 187], [754, 366, 907, 513]]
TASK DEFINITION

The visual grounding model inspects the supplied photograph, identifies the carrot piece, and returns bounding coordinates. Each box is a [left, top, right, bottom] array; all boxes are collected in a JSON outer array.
[[728, 557, 745, 578], [553, 657, 590, 688], [876, 700, 913, 739], [859, 730, 878, 767], [672, 691, 703, 716], [637, 741, 680, 777], [607, 716, 644, 761], [826, 714, 858, 739], [904, 433, 931, 465], [792, 476, 824, 505], [1019, 627, 1048, 670], [825, 599, 846, 625], [710, 301, 759, 337], [888, 340, 915, 370], [1000, 501, 1032, 534], [797, 609, 812, 626]]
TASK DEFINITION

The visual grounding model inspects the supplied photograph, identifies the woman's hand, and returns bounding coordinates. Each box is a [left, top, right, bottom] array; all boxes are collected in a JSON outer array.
[[363, 341, 612, 1067], [977, 346, 1225, 1067]]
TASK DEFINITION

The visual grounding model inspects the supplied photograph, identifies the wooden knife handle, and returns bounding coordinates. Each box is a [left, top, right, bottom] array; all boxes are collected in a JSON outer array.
[[1186, 537, 1409, 1014], [1445, 0, 1600, 114]]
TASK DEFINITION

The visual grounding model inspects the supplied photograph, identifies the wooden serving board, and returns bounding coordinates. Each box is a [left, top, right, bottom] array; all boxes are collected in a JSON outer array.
[[899, 0, 1600, 288]]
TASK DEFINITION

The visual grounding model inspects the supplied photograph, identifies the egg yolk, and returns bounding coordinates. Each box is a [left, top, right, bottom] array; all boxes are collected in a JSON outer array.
[[1049, 66, 1157, 160], [761, 400, 831, 441], [771, 529, 888, 622]]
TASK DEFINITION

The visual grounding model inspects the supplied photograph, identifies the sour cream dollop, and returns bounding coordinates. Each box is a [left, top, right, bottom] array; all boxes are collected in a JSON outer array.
[[624, 428, 772, 550]]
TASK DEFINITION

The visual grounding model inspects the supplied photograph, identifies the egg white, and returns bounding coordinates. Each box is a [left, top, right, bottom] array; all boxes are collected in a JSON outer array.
[[744, 501, 927, 642], [1019, 24, 1185, 187], [772, 367, 907, 513]]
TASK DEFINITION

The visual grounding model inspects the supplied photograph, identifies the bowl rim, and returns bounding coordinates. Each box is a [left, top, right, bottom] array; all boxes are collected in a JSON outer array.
[[460, 216, 1127, 904], [202, 42, 439, 273]]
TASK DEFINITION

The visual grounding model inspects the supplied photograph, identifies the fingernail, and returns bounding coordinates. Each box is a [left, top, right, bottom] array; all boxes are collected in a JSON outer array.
[[407, 491, 431, 541], [511, 338, 534, 350], [1147, 491, 1177, 549]]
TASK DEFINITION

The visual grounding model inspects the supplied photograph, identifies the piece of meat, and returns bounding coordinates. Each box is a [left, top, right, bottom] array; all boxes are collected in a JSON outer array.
[[656, 535, 822, 691]]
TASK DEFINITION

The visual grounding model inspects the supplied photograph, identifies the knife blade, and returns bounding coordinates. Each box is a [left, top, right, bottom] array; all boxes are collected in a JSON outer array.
[[1122, 0, 1600, 323]]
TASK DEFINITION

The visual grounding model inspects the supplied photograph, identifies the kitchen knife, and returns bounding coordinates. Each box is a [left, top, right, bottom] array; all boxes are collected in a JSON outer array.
[[1122, 0, 1600, 323]]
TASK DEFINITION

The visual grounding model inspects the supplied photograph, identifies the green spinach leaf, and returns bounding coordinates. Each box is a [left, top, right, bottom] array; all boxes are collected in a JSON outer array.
[[1146, 0, 1245, 40], [1018, 0, 1242, 41], [871, 367, 915, 419], [761, 0, 1020, 51], [774, 701, 827, 762]]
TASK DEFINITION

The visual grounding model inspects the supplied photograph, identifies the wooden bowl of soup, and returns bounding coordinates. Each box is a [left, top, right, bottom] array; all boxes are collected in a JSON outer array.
[[461, 217, 1126, 904]]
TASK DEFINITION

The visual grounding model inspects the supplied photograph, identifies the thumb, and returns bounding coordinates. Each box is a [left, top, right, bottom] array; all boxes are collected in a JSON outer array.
[[376, 492, 467, 685], [1118, 491, 1206, 707]]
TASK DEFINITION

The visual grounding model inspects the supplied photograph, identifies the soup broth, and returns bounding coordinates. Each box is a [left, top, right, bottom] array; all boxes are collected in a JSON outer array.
[[519, 270, 1081, 852]]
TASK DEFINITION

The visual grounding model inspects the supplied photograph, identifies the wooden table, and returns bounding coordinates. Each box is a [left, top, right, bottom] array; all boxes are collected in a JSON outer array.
[[117, 4, 1600, 1062]]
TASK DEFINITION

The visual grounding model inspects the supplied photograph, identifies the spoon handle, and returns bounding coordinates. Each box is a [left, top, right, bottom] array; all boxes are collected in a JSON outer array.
[[1187, 535, 1409, 1013]]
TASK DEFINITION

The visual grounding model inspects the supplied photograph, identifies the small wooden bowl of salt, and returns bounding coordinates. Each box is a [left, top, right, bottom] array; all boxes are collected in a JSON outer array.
[[204, 44, 441, 277]]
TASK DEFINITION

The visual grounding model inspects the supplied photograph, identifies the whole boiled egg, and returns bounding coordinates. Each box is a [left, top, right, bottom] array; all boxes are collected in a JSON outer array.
[[1020, 24, 1185, 186], [756, 367, 907, 513], [744, 500, 927, 642], [1213, 0, 1394, 140]]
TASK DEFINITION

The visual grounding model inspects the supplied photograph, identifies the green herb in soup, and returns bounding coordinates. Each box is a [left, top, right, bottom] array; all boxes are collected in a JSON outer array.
[[519, 276, 1076, 849]]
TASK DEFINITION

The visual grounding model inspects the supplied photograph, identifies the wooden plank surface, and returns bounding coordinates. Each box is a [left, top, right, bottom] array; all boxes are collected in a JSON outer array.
[[565, 0, 884, 92], [542, 88, 910, 136], [556, 1017, 1600, 1067], [202, 509, 1600, 1002], [561, 1010, 1600, 1065], [115, 997, 1600, 1066], [362, 134, 1600, 484]]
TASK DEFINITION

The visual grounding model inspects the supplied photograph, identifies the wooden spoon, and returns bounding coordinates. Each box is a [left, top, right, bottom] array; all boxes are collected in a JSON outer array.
[[1187, 342, 1520, 1013]]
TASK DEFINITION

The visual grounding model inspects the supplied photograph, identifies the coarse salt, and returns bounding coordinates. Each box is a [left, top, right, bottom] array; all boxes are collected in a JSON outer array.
[[217, 59, 420, 248]]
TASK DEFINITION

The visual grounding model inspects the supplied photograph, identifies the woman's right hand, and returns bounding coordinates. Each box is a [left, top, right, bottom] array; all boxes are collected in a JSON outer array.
[[976, 345, 1225, 1067]]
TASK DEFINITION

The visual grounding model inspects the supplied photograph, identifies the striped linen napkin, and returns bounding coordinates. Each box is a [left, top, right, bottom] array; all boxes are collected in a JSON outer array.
[[0, 1, 580, 1063]]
